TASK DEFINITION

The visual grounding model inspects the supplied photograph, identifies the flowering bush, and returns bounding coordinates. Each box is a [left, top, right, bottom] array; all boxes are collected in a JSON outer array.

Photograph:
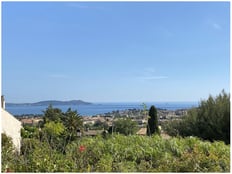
[[2, 134, 230, 172]]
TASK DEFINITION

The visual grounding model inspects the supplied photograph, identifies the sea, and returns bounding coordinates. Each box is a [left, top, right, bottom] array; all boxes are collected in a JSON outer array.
[[6, 102, 198, 117]]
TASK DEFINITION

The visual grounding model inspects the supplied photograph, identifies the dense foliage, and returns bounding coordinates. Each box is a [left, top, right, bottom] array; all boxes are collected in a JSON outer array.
[[1, 133, 16, 172], [163, 90, 230, 144], [43, 105, 63, 123], [1, 134, 230, 172], [21, 106, 83, 153], [147, 105, 159, 136], [108, 118, 138, 135]]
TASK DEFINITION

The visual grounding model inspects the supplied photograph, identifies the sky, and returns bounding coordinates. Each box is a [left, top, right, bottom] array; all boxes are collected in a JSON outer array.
[[2, 1, 230, 103]]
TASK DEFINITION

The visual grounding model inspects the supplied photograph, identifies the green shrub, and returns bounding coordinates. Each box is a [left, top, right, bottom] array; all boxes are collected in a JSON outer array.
[[1, 133, 16, 172], [163, 90, 230, 144], [109, 118, 139, 135], [2, 133, 230, 172]]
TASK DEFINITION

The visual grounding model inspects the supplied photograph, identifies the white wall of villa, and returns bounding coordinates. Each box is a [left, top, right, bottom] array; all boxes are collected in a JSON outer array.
[[1, 108, 22, 151]]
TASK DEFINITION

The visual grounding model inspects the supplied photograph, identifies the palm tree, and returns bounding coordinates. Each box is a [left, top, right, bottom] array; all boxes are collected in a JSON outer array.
[[63, 108, 83, 141]]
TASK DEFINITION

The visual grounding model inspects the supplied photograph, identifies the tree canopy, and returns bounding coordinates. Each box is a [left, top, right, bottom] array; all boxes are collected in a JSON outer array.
[[163, 90, 230, 144], [109, 118, 138, 135]]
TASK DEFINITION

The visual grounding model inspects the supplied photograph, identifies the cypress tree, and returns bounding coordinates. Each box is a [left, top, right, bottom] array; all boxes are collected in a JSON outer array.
[[147, 105, 159, 136]]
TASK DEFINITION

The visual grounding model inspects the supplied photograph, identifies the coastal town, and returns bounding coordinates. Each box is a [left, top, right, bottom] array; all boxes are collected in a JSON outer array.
[[16, 108, 188, 136]]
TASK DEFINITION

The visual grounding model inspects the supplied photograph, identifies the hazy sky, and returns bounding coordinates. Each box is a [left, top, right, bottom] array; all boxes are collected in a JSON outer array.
[[2, 2, 230, 103]]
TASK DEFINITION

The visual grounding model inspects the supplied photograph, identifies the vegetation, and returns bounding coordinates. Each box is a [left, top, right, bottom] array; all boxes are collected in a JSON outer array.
[[163, 90, 230, 144], [108, 118, 139, 135], [42, 104, 63, 124], [62, 108, 83, 141], [23, 106, 83, 153], [1, 134, 230, 172], [147, 105, 159, 136], [21, 125, 39, 139], [1, 133, 16, 172]]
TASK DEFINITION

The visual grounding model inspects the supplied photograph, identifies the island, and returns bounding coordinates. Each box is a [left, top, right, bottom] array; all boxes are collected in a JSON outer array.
[[6, 100, 92, 106]]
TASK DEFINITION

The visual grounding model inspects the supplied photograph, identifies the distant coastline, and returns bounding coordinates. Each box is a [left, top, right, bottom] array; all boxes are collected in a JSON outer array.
[[6, 100, 92, 107], [5, 101, 198, 116]]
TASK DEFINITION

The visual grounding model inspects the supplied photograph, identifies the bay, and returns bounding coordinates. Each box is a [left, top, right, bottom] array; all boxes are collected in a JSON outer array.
[[5, 102, 198, 116]]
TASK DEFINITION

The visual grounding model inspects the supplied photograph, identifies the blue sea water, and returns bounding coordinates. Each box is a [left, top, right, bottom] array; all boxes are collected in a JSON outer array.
[[5, 102, 198, 116]]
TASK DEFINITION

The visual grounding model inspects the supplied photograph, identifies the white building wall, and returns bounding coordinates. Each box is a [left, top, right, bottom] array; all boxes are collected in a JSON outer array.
[[1, 108, 22, 151]]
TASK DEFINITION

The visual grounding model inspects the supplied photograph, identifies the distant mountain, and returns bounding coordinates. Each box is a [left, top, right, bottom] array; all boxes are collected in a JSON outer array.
[[6, 100, 92, 106]]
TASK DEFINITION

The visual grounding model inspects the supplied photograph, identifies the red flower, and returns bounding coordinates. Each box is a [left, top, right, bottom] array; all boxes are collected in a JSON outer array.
[[79, 145, 86, 152]]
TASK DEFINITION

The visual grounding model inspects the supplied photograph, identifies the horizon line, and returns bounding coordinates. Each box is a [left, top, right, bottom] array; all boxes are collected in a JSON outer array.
[[6, 100, 199, 104]]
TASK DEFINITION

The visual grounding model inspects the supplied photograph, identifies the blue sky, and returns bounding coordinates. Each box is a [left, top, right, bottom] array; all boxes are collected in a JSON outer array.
[[2, 2, 230, 103]]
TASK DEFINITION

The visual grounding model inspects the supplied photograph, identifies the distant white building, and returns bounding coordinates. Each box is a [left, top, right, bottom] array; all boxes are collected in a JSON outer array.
[[1, 96, 22, 152]]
